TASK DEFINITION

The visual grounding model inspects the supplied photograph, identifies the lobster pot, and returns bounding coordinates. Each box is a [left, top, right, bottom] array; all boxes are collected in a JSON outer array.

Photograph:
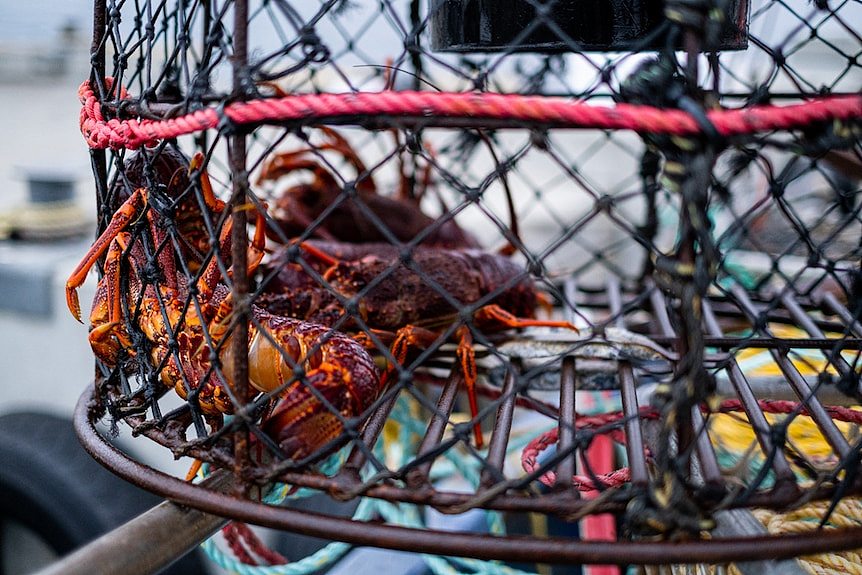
[[75, 0, 862, 570]]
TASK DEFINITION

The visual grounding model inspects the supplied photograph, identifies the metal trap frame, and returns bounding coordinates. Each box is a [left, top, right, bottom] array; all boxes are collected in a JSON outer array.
[[64, 0, 862, 570]]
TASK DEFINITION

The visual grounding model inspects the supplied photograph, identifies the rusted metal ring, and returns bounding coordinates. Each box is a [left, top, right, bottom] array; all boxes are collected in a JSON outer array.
[[74, 384, 862, 565]]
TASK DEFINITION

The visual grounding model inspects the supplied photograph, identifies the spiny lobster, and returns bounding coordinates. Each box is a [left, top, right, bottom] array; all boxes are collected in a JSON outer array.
[[253, 120, 577, 448], [257, 240, 578, 448], [65, 149, 383, 460], [256, 126, 479, 248]]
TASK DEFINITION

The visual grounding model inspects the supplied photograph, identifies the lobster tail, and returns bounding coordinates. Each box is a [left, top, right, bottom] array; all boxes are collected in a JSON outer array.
[[250, 311, 383, 459], [261, 365, 362, 459]]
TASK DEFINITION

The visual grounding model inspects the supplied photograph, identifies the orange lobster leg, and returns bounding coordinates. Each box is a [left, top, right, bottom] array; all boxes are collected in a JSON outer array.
[[472, 303, 580, 333], [188, 152, 226, 213], [195, 204, 268, 300], [455, 326, 484, 448], [379, 305, 579, 449], [301, 241, 341, 268], [87, 231, 134, 358], [463, 304, 580, 447], [65, 188, 147, 322], [389, 325, 441, 366], [185, 459, 204, 482], [385, 324, 489, 448]]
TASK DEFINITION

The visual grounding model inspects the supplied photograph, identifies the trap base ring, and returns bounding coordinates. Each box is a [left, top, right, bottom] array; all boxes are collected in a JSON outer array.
[[75, 384, 862, 566]]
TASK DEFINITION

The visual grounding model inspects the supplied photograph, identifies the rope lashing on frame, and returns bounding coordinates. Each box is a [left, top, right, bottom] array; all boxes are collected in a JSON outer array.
[[77, 79, 862, 150]]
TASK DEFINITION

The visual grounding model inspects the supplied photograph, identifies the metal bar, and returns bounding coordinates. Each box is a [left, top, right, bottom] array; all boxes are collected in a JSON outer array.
[[703, 301, 797, 487], [607, 277, 649, 486], [563, 276, 579, 325], [650, 286, 696, 482], [90, 0, 106, 84], [556, 356, 578, 490], [195, 0, 213, 152], [34, 474, 231, 575], [820, 292, 862, 337], [711, 510, 809, 575], [646, 280, 676, 337], [661, 336, 862, 350], [481, 365, 518, 487], [407, 369, 462, 487], [713, 377, 862, 404], [343, 389, 401, 472], [731, 285, 852, 458], [89, 0, 109, 238], [690, 405, 723, 490], [576, 292, 856, 338], [780, 291, 854, 378], [648, 284, 723, 486], [229, 0, 251, 484], [619, 363, 650, 486], [76, 385, 862, 554], [606, 276, 624, 328]]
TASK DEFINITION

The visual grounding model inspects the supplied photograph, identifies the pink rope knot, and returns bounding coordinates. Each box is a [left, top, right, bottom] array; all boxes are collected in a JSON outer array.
[[521, 417, 639, 492], [521, 398, 862, 492], [78, 78, 144, 150], [78, 77, 219, 149]]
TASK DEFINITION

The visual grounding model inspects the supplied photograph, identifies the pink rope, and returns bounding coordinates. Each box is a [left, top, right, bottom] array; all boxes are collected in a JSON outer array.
[[78, 79, 862, 150], [521, 399, 862, 490]]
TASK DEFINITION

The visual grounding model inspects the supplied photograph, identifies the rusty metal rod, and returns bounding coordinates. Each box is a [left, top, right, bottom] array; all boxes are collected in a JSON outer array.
[[690, 405, 723, 489], [481, 365, 518, 487], [780, 291, 854, 378], [556, 356, 578, 490], [229, 0, 251, 489], [606, 276, 623, 326], [34, 500, 226, 575], [731, 285, 852, 457], [702, 301, 797, 486], [619, 363, 650, 486], [407, 369, 462, 487], [74, 385, 862, 563], [819, 292, 862, 337], [607, 278, 649, 486], [343, 388, 401, 472], [646, 280, 676, 337], [34, 468, 230, 575]]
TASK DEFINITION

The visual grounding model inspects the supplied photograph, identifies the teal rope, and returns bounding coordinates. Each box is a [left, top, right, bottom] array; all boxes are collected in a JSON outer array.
[[373, 500, 539, 575], [201, 497, 376, 575]]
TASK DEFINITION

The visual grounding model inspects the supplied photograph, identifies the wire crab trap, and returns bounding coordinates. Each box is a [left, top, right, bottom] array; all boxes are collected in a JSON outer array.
[[69, 0, 862, 571]]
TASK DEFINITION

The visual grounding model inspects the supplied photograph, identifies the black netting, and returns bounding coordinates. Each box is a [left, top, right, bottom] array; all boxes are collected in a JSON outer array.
[[72, 0, 862, 564]]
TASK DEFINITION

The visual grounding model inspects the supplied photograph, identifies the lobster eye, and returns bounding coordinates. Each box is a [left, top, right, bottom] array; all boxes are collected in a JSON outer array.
[[308, 346, 324, 369], [285, 335, 301, 361]]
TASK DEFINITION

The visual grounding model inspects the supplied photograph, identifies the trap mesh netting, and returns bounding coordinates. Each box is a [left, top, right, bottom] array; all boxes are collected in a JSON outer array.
[[71, 0, 862, 568]]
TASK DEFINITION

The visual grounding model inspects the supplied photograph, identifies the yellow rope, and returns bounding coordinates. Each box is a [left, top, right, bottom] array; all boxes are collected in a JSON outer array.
[[748, 501, 862, 574]]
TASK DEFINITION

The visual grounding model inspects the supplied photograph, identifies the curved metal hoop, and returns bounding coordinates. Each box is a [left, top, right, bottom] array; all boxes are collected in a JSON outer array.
[[74, 385, 862, 566]]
